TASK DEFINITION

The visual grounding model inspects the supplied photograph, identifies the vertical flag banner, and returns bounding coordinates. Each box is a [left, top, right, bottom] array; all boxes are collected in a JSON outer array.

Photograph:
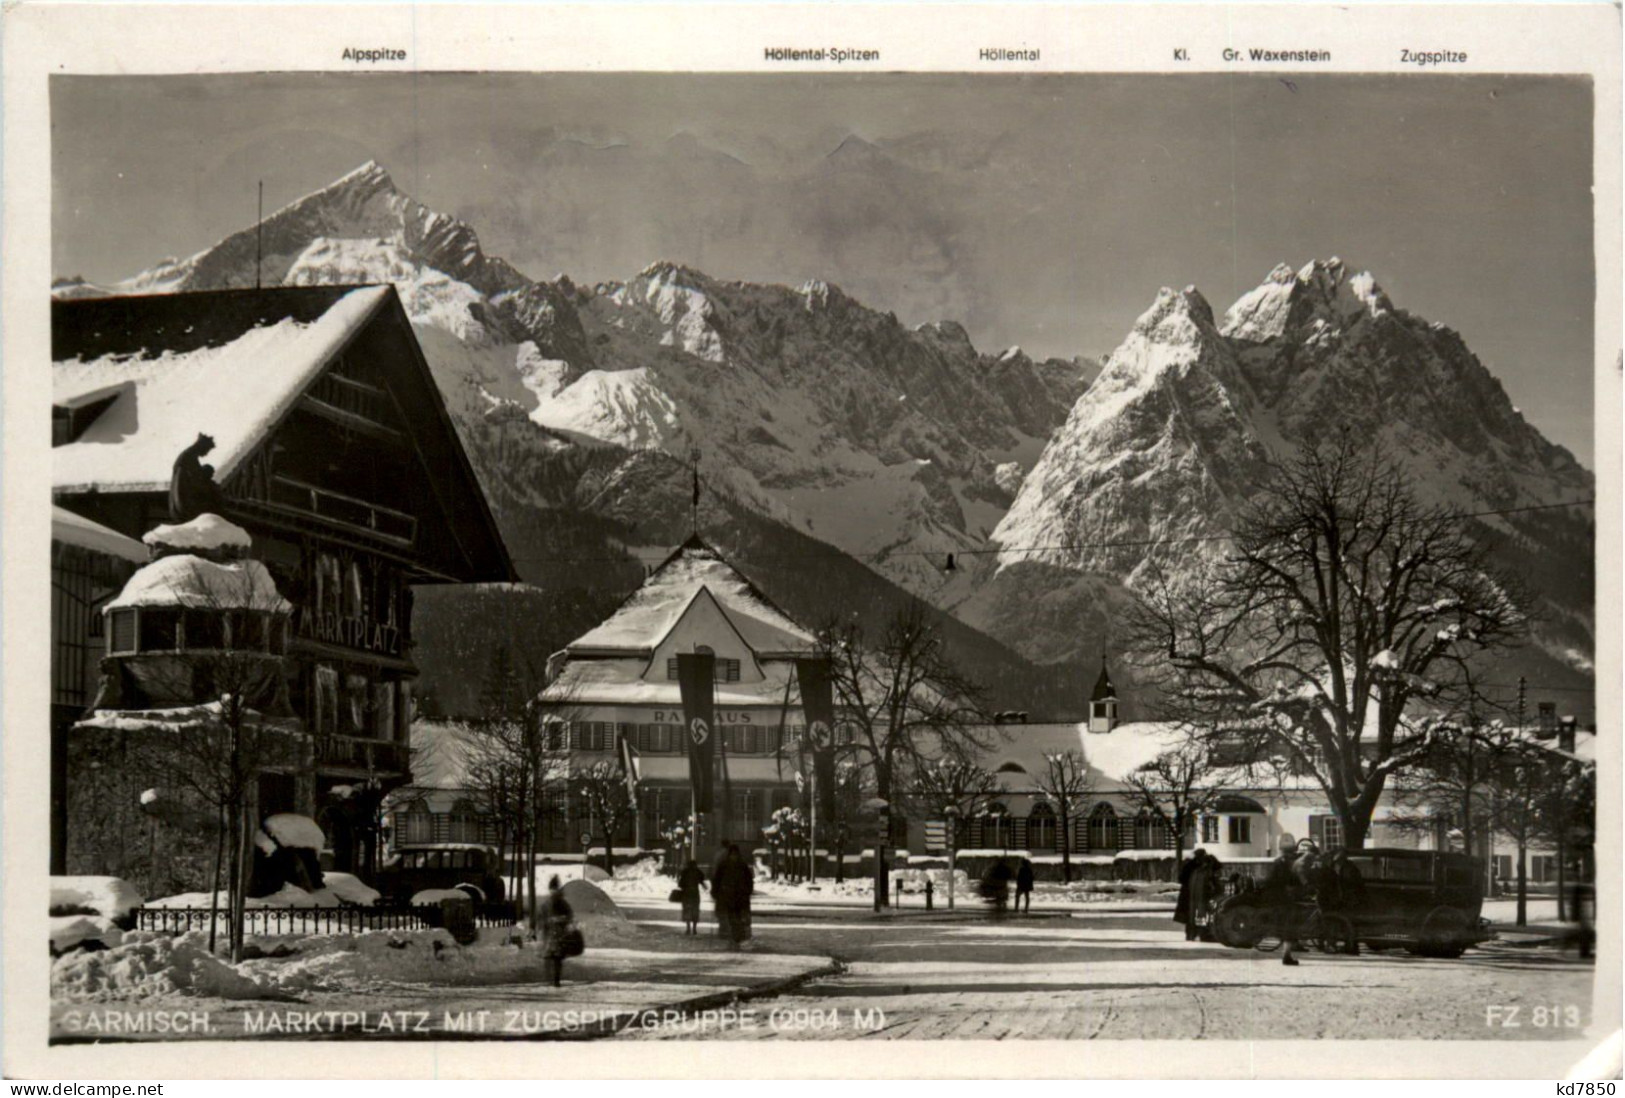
[[677, 651, 717, 813], [797, 657, 837, 822], [619, 732, 641, 805]]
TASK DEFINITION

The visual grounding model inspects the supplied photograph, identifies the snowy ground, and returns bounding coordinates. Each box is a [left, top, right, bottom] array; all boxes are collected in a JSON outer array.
[[613, 902, 1598, 1042], [48, 877, 1594, 1043]]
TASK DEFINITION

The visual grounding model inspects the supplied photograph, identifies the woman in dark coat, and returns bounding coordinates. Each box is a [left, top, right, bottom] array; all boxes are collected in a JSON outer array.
[[1190, 852, 1222, 941], [1015, 858, 1036, 913], [711, 844, 755, 949], [676, 858, 707, 936], [539, 875, 575, 987], [1174, 849, 1206, 940]]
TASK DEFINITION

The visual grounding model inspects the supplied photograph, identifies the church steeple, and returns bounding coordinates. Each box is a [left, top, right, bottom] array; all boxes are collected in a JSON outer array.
[[1088, 655, 1118, 733]]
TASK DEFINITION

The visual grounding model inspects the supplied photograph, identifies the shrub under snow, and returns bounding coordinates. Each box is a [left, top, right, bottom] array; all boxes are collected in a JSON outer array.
[[258, 813, 326, 852], [50, 877, 143, 923]]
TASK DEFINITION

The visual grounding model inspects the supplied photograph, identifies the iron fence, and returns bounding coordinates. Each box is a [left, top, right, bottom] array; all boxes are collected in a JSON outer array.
[[134, 901, 518, 937]]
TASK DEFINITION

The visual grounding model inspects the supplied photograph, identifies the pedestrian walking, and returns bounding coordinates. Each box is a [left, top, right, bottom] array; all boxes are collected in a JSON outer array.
[[1174, 849, 1201, 940], [711, 843, 755, 950], [1191, 851, 1222, 941], [1262, 842, 1309, 966], [676, 857, 707, 936], [1176, 849, 1218, 941], [1015, 858, 1035, 914], [539, 875, 576, 987]]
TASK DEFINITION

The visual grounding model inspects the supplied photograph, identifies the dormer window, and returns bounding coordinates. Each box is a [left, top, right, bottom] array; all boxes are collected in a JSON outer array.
[[666, 649, 742, 682], [52, 383, 128, 446]]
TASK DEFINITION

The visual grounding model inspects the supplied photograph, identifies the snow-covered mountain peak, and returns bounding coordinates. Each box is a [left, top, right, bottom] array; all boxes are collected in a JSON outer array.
[[1129, 284, 1220, 345], [1223, 258, 1392, 343], [799, 279, 853, 313], [638, 259, 705, 284], [324, 159, 393, 194]]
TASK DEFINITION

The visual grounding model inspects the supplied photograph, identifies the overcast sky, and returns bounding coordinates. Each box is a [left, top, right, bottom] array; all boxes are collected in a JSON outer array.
[[53, 73, 1595, 465]]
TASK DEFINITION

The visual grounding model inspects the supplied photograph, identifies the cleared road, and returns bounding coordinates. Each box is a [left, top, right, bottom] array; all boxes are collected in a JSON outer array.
[[614, 905, 1597, 1041]]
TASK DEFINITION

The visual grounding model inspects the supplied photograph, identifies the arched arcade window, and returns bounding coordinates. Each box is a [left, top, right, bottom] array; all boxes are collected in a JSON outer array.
[[1086, 802, 1118, 852], [1027, 801, 1057, 851]]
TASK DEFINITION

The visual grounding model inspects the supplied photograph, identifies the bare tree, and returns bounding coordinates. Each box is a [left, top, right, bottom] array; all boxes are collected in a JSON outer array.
[[904, 754, 999, 847], [1120, 730, 1223, 864], [1536, 749, 1594, 923], [1031, 750, 1095, 882], [1485, 730, 1551, 928], [1128, 438, 1528, 849], [461, 645, 562, 930], [574, 759, 636, 877], [1389, 715, 1503, 862], [820, 600, 995, 807]]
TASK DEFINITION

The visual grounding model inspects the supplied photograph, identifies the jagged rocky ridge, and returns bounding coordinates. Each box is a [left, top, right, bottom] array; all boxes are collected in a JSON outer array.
[[57, 167, 1594, 713], [980, 259, 1593, 690], [57, 161, 1092, 600]]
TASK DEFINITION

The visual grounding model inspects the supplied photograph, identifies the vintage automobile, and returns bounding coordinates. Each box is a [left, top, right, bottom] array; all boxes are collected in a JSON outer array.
[[374, 842, 506, 904], [1212, 848, 1493, 958]]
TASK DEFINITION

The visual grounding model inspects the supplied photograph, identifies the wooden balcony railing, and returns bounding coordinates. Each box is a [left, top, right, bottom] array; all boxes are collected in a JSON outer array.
[[265, 475, 417, 546]]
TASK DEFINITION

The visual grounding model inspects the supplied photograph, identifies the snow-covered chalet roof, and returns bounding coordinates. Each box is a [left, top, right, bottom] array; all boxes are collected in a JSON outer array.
[[566, 536, 816, 656], [51, 505, 148, 564], [52, 285, 392, 494], [542, 655, 801, 707], [107, 555, 291, 613]]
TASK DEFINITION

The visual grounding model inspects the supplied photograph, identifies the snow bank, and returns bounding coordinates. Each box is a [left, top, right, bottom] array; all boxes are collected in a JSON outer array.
[[261, 814, 325, 852], [50, 877, 143, 922], [411, 889, 471, 906], [257, 883, 340, 908], [612, 856, 666, 880], [52, 932, 290, 1002], [108, 555, 290, 613], [591, 869, 680, 900], [231, 928, 624, 992], [323, 873, 381, 906], [559, 879, 625, 921], [143, 514, 252, 554], [148, 886, 339, 910], [51, 916, 124, 953]]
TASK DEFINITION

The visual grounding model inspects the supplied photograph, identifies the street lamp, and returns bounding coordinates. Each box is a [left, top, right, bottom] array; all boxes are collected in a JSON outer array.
[[944, 804, 960, 911]]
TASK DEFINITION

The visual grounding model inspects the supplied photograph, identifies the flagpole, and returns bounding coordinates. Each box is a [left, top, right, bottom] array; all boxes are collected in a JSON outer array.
[[690, 447, 701, 536], [810, 766, 818, 884]]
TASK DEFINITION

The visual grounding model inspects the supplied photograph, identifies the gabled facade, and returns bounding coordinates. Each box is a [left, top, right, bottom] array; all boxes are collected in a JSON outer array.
[[51, 285, 514, 875], [533, 536, 821, 855]]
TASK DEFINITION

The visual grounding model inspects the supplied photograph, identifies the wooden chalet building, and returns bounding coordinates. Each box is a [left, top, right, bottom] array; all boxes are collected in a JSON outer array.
[[533, 536, 824, 856], [51, 285, 514, 873]]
